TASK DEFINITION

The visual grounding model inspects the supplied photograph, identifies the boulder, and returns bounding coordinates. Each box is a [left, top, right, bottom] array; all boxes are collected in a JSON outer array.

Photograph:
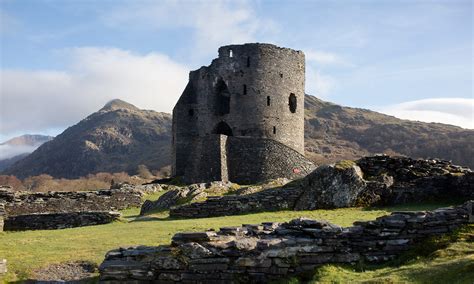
[[294, 162, 366, 210]]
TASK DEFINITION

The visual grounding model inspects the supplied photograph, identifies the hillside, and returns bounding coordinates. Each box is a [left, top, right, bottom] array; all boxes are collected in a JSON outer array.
[[303, 95, 474, 168], [2, 100, 171, 179], [3, 96, 473, 179]]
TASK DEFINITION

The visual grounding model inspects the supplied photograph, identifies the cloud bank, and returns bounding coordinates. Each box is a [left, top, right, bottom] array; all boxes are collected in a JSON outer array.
[[0, 47, 189, 137], [378, 98, 474, 129]]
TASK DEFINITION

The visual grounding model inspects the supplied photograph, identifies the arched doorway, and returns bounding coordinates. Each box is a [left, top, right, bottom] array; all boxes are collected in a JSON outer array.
[[213, 121, 233, 136]]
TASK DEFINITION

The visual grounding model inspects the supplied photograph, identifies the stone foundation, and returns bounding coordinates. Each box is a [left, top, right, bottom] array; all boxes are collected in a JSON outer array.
[[3, 211, 121, 231], [99, 201, 473, 283], [0, 188, 142, 216]]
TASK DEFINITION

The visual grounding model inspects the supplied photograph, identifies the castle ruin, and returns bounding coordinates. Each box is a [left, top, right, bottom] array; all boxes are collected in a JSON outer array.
[[172, 43, 315, 184]]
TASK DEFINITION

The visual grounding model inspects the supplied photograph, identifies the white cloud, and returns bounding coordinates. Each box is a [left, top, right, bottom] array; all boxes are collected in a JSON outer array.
[[306, 67, 337, 98], [378, 98, 474, 129], [0, 47, 189, 137], [102, 0, 278, 57], [305, 50, 346, 66]]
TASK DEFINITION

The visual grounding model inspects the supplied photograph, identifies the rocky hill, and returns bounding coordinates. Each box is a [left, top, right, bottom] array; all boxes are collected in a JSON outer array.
[[2, 100, 171, 179], [303, 95, 474, 168], [0, 134, 53, 171], [3, 96, 473, 179]]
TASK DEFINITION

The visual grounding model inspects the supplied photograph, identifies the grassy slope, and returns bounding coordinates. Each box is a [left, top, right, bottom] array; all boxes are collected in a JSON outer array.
[[0, 200, 469, 282]]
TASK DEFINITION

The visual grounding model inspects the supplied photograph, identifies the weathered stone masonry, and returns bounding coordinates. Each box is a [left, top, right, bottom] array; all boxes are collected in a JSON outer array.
[[3, 211, 121, 231], [0, 188, 142, 230], [173, 43, 313, 184], [99, 201, 473, 283], [0, 188, 142, 216], [169, 156, 473, 218]]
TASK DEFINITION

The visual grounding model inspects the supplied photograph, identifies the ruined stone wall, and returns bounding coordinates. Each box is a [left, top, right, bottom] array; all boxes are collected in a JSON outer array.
[[3, 211, 120, 231], [170, 156, 473, 219], [0, 189, 142, 216], [173, 43, 306, 181], [99, 201, 473, 283]]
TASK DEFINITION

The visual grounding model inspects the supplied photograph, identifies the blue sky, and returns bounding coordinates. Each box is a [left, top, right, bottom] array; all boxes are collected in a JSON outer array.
[[0, 0, 473, 143]]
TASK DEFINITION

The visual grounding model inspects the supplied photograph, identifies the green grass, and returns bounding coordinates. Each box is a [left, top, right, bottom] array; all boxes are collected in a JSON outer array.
[[307, 225, 474, 284], [0, 201, 466, 282]]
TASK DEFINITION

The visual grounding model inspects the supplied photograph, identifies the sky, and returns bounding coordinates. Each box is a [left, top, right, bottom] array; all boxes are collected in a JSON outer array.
[[0, 0, 473, 144]]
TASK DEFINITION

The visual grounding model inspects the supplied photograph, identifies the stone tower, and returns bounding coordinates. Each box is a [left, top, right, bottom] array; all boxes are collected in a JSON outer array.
[[172, 43, 315, 184]]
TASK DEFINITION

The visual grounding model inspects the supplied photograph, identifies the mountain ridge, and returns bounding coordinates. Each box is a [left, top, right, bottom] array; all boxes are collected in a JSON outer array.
[[2, 96, 473, 179]]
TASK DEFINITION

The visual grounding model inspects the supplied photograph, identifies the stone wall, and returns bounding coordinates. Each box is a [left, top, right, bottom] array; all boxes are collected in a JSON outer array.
[[170, 156, 473, 218], [226, 137, 316, 184], [0, 188, 142, 217], [181, 135, 315, 184], [3, 211, 120, 231], [99, 201, 473, 283]]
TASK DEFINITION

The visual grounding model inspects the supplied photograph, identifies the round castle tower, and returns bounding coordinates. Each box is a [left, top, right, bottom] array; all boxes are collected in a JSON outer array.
[[173, 43, 311, 182]]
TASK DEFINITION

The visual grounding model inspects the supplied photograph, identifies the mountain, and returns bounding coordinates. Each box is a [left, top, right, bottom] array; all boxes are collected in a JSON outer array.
[[3, 96, 473, 179], [0, 134, 53, 171], [2, 99, 172, 179], [303, 95, 474, 168]]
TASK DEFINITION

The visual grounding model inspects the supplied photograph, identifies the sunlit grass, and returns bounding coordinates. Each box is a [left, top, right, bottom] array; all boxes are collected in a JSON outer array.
[[0, 200, 464, 282]]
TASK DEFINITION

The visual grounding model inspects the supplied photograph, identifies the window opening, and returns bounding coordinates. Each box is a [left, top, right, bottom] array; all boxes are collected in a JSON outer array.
[[289, 93, 297, 113]]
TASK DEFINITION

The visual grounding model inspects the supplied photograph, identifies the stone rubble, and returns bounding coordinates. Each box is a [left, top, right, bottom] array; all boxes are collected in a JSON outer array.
[[170, 156, 473, 218], [140, 179, 291, 215], [99, 201, 473, 283], [0, 259, 6, 275]]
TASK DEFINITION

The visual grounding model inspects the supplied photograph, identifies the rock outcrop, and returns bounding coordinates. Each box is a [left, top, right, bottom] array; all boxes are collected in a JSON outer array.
[[99, 201, 473, 283], [294, 163, 366, 210], [169, 156, 473, 218]]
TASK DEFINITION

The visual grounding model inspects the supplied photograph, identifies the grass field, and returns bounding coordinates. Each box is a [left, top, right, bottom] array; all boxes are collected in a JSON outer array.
[[0, 199, 470, 283]]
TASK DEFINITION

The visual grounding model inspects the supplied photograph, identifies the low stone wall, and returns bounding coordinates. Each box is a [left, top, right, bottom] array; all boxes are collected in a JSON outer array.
[[170, 156, 473, 218], [0, 188, 142, 216], [99, 201, 473, 283], [3, 211, 121, 231]]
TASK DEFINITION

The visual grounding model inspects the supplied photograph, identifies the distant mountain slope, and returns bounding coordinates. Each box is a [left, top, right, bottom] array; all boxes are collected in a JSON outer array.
[[3, 96, 472, 179], [0, 134, 53, 171], [303, 95, 474, 168], [3, 100, 171, 179]]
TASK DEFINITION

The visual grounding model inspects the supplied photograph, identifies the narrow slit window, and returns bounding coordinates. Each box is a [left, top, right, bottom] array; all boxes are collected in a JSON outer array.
[[188, 109, 194, 116], [289, 93, 297, 113], [229, 49, 233, 58], [243, 84, 247, 95], [273, 126, 276, 134], [246, 57, 250, 67], [267, 96, 271, 106]]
